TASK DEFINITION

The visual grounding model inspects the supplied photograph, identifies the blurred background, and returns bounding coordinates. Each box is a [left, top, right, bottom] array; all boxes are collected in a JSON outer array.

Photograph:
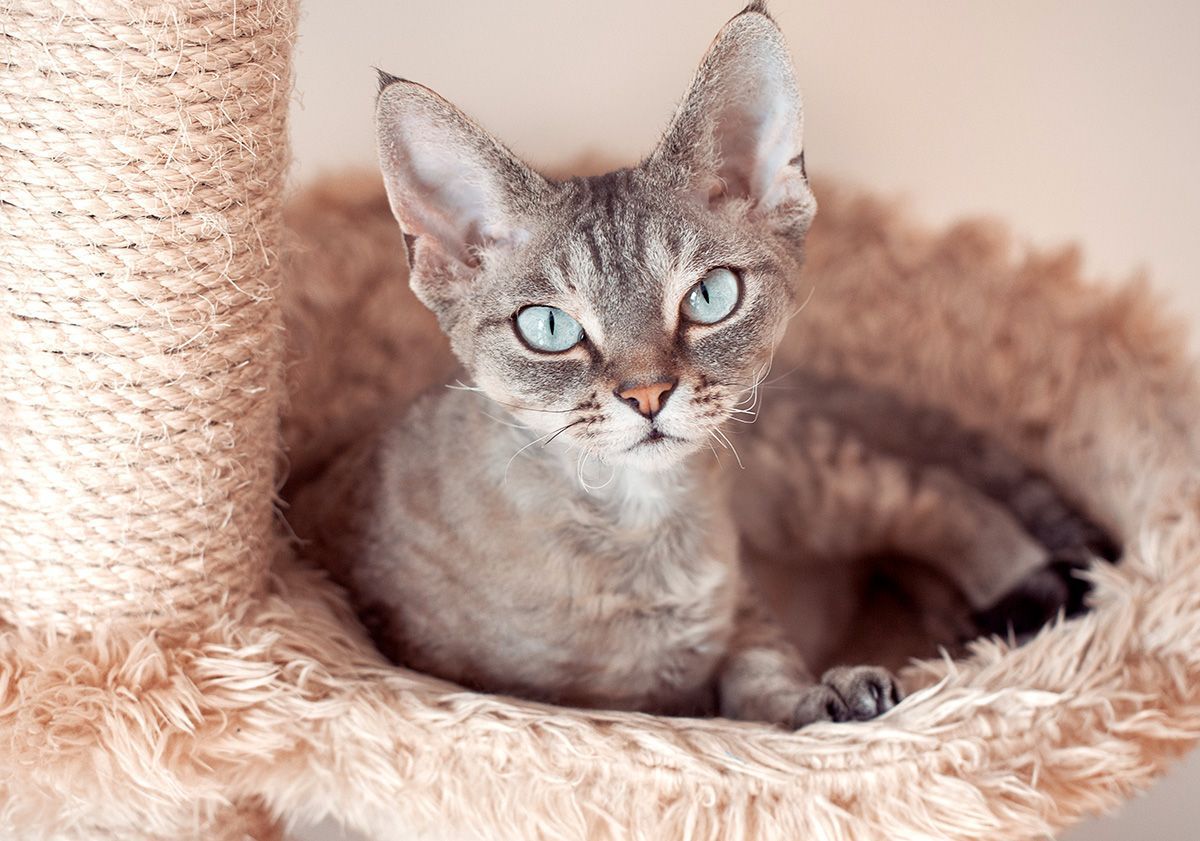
[[289, 2, 1200, 838]]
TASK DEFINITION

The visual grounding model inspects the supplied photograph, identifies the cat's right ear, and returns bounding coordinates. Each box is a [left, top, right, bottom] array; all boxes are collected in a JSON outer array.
[[375, 73, 546, 287]]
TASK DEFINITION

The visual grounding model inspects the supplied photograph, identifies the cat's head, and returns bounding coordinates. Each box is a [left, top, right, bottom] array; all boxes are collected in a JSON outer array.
[[376, 4, 815, 472]]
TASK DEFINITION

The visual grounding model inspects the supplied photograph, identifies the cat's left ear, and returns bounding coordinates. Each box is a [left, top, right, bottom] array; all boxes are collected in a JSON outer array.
[[647, 4, 816, 237]]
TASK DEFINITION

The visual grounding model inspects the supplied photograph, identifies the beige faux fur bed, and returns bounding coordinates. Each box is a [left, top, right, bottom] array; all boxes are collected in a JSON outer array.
[[4, 2, 1200, 839], [6, 168, 1200, 840]]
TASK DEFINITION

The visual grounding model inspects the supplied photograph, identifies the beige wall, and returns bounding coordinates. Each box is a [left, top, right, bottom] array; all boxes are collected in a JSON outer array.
[[293, 0, 1200, 334], [290, 3, 1200, 839]]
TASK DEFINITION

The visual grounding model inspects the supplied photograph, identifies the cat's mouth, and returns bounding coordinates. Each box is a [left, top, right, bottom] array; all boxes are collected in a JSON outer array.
[[631, 429, 680, 448]]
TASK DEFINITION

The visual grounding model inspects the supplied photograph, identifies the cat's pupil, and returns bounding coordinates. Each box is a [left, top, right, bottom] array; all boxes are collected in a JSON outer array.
[[700, 282, 710, 304], [548, 310, 555, 334]]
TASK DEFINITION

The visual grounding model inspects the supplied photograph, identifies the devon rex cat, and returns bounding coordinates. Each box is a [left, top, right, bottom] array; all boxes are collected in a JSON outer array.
[[290, 4, 1111, 727]]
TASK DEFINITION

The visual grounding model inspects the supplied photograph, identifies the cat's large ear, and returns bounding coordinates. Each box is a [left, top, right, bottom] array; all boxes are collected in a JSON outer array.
[[647, 4, 815, 236], [375, 74, 547, 283]]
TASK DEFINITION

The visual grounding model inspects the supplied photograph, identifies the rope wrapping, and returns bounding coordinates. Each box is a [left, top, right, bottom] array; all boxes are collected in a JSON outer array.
[[0, 0, 294, 631]]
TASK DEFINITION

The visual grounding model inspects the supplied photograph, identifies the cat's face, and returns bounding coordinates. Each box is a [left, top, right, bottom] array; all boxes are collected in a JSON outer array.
[[447, 170, 799, 471], [376, 5, 815, 471]]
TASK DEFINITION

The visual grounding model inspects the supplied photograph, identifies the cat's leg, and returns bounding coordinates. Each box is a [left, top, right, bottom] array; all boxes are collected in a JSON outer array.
[[740, 413, 1098, 642], [889, 466, 1053, 613], [717, 577, 901, 728], [887, 465, 1098, 637], [746, 375, 1117, 640]]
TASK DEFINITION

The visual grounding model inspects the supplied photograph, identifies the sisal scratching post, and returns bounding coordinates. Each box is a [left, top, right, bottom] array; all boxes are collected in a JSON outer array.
[[0, 0, 293, 632], [0, 2, 293, 836]]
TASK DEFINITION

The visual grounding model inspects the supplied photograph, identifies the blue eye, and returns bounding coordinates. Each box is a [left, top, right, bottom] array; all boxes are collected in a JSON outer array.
[[681, 267, 740, 325], [515, 306, 584, 353]]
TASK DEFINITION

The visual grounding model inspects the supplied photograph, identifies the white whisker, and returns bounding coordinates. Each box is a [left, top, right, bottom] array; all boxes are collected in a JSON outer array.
[[480, 410, 528, 431], [731, 357, 773, 418], [447, 379, 577, 415], [705, 440, 723, 467], [575, 446, 616, 493], [759, 365, 800, 389], [711, 427, 744, 469], [576, 449, 588, 491], [786, 284, 817, 322], [504, 422, 578, 484]]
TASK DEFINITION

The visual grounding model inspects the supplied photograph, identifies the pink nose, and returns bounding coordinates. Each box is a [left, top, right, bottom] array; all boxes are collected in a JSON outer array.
[[616, 380, 676, 419]]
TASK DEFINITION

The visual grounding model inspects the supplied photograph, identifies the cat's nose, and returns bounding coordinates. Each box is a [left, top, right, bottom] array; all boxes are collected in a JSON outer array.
[[615, 378, 676, 419]]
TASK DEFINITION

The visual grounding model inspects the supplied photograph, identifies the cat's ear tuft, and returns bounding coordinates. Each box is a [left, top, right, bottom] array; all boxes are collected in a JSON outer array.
[[741, 1, 773, 18], [375, 67, 406, 93], [375, 77, 546, 269], [647, 8, 815, 235]]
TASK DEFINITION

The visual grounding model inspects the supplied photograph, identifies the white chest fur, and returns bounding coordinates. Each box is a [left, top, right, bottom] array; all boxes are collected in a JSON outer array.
[[524, 461, 741, 710]]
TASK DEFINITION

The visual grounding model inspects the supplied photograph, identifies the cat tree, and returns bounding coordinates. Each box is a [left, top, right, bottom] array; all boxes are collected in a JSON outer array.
[[3, 1, 1200, 839]]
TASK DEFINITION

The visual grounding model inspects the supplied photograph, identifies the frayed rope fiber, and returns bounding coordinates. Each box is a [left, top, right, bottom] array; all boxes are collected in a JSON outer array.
[[0, 0, 294, 631]]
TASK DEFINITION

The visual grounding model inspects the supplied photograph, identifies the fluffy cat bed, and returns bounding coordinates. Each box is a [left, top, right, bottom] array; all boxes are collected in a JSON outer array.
[[4, 3, 1200, 840]]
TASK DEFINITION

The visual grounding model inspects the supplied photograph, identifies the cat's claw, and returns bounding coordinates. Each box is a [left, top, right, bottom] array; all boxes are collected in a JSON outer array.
[[791, 666, 901, 728]]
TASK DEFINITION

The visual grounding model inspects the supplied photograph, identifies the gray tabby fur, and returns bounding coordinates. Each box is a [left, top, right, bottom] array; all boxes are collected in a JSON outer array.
[[290, 4, 1107, 727]]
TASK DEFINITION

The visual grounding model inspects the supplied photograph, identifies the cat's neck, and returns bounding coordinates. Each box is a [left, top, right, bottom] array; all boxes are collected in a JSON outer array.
[[570, 452, 699, 526]]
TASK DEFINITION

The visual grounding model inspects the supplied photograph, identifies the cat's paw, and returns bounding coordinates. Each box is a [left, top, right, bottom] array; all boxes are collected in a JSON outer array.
[[791, 665, 901, 728], [972, 555, 1092, 638], [1035, 517, 1120, 566]]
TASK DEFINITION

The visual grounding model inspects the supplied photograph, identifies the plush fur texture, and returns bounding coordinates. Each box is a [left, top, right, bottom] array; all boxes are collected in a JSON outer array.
[[2, 173, 1196, 840]]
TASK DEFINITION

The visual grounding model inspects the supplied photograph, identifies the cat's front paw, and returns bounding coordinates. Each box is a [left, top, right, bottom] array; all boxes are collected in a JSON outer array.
[[973, 555, 1092, 638], [791, 665, 901, 728]]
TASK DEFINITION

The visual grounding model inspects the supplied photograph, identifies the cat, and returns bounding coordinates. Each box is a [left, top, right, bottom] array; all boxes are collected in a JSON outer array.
[[288, 3, 1112, 727]]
